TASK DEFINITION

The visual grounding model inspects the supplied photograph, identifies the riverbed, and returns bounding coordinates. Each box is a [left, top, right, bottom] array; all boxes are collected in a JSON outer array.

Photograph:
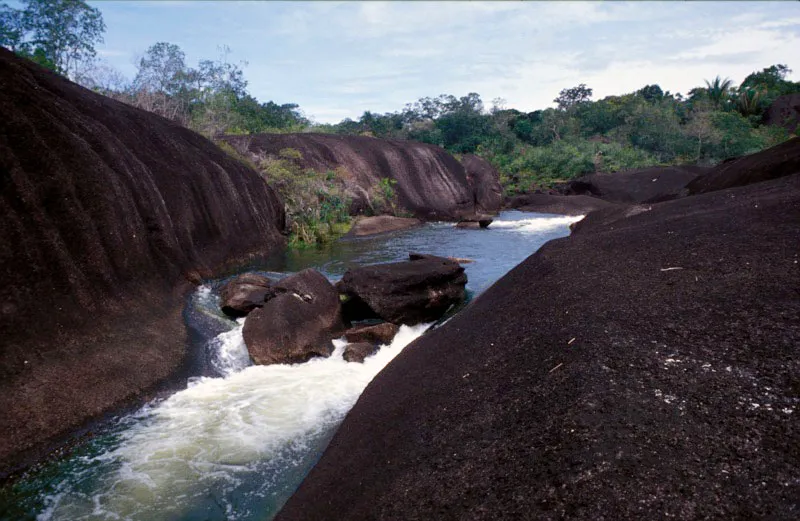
[[0, 211, 581, 521]]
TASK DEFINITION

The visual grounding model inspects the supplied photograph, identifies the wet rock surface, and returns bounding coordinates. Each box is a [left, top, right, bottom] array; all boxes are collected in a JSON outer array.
[[337, 254, 467, 325], [0, 49, 286, 474], [344, 323, 399, 345], [342, 342, 380, 364], [276, 169, 800, 519], [219, 273, 275, 317], [242, 269, 345, 366]]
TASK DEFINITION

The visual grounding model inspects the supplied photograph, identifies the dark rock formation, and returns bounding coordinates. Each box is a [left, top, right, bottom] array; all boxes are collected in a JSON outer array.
[[765, 93, 800, 133], [686, 137, 800, 195], [559, 165, 709, 203], [219, 273, 275, 317], [242, 269, 345, 365], [342, 342, 379, 364], [0, 48, 286, 475], [337, 254, 467, 325], [344, 323, 399, 346], [223, 133, 476, 220], [506, 193, 618, 216], [455, 218, 492, 229], [346, 215, 422, 237], [461, 154, 503, 214], [276, 174, 800, 518]]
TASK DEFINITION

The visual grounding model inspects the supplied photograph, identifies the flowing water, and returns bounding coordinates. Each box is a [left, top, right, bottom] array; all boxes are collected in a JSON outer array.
[[0, 211, 582, 521]]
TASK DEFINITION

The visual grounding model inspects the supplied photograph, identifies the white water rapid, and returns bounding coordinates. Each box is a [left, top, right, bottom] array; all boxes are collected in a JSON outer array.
[[37, 319, 431, 521]]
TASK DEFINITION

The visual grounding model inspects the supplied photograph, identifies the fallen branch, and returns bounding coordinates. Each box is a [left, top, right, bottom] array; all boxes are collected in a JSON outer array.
[[660, 267, 684, 272], [549, 363, 564, 373]]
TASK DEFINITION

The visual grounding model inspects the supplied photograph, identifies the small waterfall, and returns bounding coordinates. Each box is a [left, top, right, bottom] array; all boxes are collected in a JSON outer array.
[[37, 321, 431, 521], [485, 214, 584, 233]]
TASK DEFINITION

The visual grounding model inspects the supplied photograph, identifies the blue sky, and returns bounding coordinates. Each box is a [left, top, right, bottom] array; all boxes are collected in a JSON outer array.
[[83, 1, 800, 123]]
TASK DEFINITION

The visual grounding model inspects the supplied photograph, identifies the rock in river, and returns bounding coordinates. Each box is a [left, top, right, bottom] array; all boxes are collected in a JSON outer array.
[[242, 269, 345, 365], [219, 273, 275, 317], [344, 322, 400, 345], [343, 342, 380, 364], [337, 254, 467, 325]]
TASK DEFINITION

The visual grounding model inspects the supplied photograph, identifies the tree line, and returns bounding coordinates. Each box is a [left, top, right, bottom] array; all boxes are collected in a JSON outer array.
[[3, 0, 799, 196]]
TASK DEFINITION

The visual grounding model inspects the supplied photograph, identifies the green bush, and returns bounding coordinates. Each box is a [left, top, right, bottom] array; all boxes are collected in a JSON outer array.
[[255, 148, 352, 247]]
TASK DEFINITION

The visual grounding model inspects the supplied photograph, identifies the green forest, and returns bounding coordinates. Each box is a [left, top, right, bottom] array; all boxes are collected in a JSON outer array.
[[3, 0, 799, 199]]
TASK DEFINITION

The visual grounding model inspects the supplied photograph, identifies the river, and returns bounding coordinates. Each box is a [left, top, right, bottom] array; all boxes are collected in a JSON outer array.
[[0, 211, 581, 521]]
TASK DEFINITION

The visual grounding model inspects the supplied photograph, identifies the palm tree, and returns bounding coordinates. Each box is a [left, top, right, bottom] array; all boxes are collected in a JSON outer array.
[[704, 76, 734, 108], [736, 88, 764, 117]]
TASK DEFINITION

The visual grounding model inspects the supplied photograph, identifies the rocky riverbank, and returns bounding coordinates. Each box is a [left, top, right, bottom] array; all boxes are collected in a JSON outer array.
[[0, 48, 287, 476], [276, 140, 800, 520]]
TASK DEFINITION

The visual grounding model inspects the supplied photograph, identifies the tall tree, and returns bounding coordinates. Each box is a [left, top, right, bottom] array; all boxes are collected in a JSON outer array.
[[554, 84, 593, 111], [14, 0, 105, 77], [703, 76, 734, 108]]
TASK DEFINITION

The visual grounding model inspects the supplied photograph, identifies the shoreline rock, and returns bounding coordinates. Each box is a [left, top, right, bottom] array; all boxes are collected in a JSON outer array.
[[346, 215, 423, 237], [275, 158, 800, 517], [0, 48, 286, 476]]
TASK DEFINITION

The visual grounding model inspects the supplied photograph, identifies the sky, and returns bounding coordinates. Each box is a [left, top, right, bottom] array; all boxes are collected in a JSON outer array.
[[82, 0, 800, 124]]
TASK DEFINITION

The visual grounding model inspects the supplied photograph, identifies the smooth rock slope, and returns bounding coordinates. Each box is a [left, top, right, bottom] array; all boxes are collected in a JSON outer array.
[[224, 133, 480, 220], [276, 170, 800, 519], [0, 48, 286, 475]]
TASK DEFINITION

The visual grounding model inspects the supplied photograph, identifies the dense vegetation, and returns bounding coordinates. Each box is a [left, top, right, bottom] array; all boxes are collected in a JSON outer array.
[[3, 0, 799, 243], [315, 72, 799, 193]]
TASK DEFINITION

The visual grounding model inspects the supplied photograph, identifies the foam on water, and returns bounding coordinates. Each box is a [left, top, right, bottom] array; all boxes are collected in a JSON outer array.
[[37, 322, 431, 521], [486, 214, 584, 233]]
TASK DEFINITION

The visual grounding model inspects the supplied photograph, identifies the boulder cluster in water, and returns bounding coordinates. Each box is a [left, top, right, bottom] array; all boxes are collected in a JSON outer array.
[[219, 254, 468, 365]]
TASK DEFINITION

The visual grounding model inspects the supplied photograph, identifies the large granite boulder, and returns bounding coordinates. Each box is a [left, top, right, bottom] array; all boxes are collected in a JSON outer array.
[[765, 93, 800, 134], [505, 193, 618, 216], [686, 136, 800, 195], [242, 269, 345, 365], [559, 165, 708, 203], [223, 133, 475, 221], [461, 154, 503, 214], [0, 48, 286, 474], [276, 169, 800, 521], [337, 254, 467, 325], [219, 273, 275, 317]]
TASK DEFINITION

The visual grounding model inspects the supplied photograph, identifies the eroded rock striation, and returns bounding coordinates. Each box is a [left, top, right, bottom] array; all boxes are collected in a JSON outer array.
[[276, 169, 800, 516], [0, 48, 286, 475], [223, 133, 485, 220]]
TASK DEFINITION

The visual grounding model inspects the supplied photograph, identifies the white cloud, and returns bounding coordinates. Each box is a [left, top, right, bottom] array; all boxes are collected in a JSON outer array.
[[92, 1, 800, 123]]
